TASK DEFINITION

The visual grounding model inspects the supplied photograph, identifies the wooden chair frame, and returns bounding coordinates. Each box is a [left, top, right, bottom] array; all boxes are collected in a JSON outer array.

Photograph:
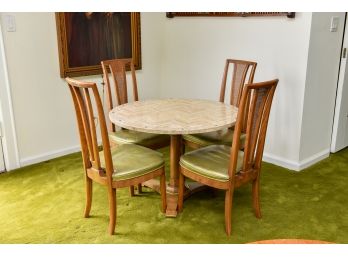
[[183, 59, 257, 150], [101, 58, 169, 195], [101, 58, 170, 150], [178, 79, 278, 235], [101, 58, 138, 132], [66, 77, 167, 235]]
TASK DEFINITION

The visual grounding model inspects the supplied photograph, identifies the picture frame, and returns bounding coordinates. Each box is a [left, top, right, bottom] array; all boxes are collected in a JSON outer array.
[[55, 12, 141, 78], [166, 12, 295, 18]]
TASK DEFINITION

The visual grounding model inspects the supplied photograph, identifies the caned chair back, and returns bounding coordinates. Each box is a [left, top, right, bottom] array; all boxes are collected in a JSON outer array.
[[66, 78, 113, 181], [229, 79, 278, 178], [219, 59, 257, 107], [101, 58, 138, 132], [219, 59, 257, 132]]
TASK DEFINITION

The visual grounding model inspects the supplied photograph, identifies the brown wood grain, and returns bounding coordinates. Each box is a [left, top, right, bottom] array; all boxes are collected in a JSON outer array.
[[178, 79, 278, 236], [65, 77, 166, 235]]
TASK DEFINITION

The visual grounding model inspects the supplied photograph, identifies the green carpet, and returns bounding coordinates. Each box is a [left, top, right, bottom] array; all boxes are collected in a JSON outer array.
[[1, 147, 348, 243]]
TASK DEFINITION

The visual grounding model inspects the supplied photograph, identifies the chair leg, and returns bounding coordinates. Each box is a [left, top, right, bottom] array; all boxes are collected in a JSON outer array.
[[252, 176, 262, 218], [178, 171, 185, 213], [129, 186, 135, 196], [160, 172, 167, 213], [224, 188, 234, 236], [137, 183, 143, 194], [108, 188, 117, 235], [84, 176, 93, 218], [182, 143, 186, 154]]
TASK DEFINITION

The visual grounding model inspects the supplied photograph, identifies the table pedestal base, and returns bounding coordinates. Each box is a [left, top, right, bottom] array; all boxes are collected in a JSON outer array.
[[142, 134, 211, 217], [142, 179, 209, 217]]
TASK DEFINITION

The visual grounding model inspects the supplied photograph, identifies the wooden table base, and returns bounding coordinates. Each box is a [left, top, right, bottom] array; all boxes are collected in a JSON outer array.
[[142, 179, 209, 217], [143, 134, 210, 217]]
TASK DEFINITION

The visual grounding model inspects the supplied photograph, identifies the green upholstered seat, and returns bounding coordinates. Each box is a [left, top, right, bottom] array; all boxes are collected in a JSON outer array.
[[180, 145, 244, 182], [109, 130, 169, 148], [183, 128, 246, 148], [100, 144, 164, 181]]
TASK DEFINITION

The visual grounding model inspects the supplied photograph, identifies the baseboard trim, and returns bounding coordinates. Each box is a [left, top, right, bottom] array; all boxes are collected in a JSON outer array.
[[298, 148, 330, 170], [263, 148, 330, 171], [17, 146, 331, 171], [19, 145, 81, 167], [262, 152, 300, 171]]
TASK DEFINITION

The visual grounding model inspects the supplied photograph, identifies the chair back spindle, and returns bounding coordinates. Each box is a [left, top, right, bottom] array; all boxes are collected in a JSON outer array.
[[219, 59, 257, 133], [66, 78, 113, 180], [229, 79, 278, 178], [219, 59, 257, 107], [101, 58, 138, 132]]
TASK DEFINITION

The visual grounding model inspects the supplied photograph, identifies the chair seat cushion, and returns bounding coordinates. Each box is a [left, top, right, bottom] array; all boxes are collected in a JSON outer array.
[[100, 144, 164, 181], [183, 128, 246, 148], [180, 145, 244, 182], [109, 130, 169, 148]]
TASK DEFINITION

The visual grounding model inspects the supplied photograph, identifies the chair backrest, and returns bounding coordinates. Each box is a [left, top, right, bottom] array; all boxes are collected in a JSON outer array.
[[66, 77, 113, 181], [229, 79, 278, 177], [219, 59, 257, 107], [101, 58, 138, 132]]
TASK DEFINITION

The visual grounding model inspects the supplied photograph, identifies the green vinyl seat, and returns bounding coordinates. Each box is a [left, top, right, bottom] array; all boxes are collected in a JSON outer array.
[[100, 144, 164, 181], [180, 145, 244, 182], [183, 128, 246, 148], [109, 130, 169, 148]]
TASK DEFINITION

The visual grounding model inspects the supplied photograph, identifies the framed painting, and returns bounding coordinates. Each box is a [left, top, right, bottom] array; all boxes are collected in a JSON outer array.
[[55, 12, 141, 78]]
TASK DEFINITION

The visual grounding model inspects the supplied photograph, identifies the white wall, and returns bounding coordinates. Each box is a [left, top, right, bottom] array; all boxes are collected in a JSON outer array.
[[0, 20, 20, 170], [299, 13, 345, 168], [0, 12, 344, 171], [0, 12, 162, 167], [159, 13, 313, 168]]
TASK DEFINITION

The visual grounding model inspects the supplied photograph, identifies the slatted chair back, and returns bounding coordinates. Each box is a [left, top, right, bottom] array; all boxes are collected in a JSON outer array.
[[219, 59, 257, 132], [101, 58, 138, 132], [219, 59, 257, 107], [66, 77, 113, 181], [229, 79, 278, 178]]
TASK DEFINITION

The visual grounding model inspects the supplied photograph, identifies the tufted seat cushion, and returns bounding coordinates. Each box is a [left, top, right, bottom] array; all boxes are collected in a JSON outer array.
[[100, 144, 164, 181], [183, 128, 246, 148], [109, 130, 169, 148], [180, 145, 244, 182]]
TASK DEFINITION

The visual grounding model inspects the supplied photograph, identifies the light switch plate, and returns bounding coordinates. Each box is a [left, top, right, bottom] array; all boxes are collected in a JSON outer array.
[[3, 15, 16, 32], [330, 16, 339, 32]]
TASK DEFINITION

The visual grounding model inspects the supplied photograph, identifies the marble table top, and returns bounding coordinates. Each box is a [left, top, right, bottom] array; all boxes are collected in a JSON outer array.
[[109, 99, 238, 135]]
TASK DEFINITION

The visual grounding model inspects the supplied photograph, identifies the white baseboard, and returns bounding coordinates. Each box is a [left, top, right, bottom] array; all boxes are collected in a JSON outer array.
[[17, 145, 331, 172], [19, 145, 81, 168], [298, 148, 330, 170], [262, 152, 300, 171], [263, 148, 330, 171]]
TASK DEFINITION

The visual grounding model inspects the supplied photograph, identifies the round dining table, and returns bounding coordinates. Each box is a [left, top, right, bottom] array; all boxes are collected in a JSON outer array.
[[109, 98, 238, 217]]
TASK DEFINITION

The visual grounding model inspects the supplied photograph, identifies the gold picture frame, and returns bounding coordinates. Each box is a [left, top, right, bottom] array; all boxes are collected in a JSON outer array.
[[55, 12, 141, 78]]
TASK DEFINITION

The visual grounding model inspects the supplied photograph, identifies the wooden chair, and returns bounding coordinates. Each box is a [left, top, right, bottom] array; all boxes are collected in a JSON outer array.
[[101, 58, 170, 149], [183, 59, 257, 150], [178, 79, 278, 236], [65, 77, 167, 235], [101, 58, 170, 195]]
